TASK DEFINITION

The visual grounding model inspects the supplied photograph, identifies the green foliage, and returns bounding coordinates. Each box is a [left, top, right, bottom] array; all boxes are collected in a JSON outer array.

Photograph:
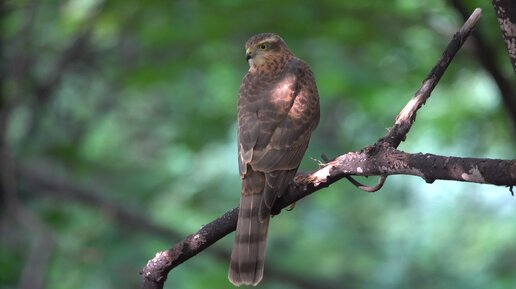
[[1, 0, 515, 289]]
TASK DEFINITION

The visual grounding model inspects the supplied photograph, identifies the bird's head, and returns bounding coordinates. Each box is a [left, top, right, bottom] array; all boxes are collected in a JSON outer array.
[[244, 33, 292, 69]]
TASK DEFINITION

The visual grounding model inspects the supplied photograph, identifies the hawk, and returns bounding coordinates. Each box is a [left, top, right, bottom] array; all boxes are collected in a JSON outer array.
[[228, 33, 320, 286]]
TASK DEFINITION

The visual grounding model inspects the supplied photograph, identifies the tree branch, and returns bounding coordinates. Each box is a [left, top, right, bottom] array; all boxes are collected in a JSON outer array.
[[139, 8, 507, 289], [141, 149, 515, 289], [380, 8, 482, 147], [275, 149, 515, 212]]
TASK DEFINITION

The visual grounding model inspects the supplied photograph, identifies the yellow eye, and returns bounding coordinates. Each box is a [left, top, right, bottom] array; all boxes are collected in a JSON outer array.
[[259, 43, 268, 50]]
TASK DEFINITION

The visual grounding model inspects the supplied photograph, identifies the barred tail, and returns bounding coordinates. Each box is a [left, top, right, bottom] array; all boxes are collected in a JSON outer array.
[[228, 193, 269, 286]]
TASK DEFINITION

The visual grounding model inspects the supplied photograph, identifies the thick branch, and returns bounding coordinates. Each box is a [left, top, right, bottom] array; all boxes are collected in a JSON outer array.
[[141, 209, 238, 289], [276, 148, 515, 211], [142, 149, 515, 288]]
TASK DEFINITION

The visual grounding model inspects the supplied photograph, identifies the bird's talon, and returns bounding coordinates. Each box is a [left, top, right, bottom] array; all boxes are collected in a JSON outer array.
[[286, 202, 296, 211]]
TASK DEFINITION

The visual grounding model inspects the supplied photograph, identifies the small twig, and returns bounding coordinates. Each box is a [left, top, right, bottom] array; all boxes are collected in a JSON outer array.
[[345, 175, 386, 193], [321, 153, 331, 162], [310, 156, 326, 167]]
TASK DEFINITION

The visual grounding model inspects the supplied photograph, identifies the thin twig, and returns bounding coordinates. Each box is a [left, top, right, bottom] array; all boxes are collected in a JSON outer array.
[[345, 175, 386, 192]]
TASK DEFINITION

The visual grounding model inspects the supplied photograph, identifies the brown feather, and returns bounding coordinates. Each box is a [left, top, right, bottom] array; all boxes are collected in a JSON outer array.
[[229, 33, 320, 286]]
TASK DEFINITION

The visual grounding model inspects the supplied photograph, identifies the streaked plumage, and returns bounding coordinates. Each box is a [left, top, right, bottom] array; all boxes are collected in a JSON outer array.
[[229, 33, 320, 286]]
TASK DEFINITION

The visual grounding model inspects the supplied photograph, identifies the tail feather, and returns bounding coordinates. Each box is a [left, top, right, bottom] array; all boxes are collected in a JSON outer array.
[[260, 169, 297, 221], [228, 193, 269, 286], [228, 169, 297, 286]]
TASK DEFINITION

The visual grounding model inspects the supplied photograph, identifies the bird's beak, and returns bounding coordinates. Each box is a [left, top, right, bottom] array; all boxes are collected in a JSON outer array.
[[245, 48, 252, 61]]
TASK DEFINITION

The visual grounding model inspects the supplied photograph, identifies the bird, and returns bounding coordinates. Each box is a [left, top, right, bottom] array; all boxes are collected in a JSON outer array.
[[228, 33, 320, 286]]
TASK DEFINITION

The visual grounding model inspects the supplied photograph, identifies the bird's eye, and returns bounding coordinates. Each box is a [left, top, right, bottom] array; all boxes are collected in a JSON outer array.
[[259, 43, 268, 50]]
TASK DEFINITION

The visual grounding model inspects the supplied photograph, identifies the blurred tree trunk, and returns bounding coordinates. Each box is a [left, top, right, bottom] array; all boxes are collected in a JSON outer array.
[[449, 0, 516, 131], [493, 0, 516, 75]]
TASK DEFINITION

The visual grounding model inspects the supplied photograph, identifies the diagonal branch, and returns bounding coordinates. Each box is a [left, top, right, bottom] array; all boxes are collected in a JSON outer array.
[[140, 8, 496, 289], [380, 8, 482, 147]]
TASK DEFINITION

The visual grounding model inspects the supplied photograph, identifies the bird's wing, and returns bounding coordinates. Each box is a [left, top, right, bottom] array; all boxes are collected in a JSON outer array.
[[250, 60, 320, 218], [237, 65, 301, 177], [237, 72, 262, 177], [251, 59, 320, 173]]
